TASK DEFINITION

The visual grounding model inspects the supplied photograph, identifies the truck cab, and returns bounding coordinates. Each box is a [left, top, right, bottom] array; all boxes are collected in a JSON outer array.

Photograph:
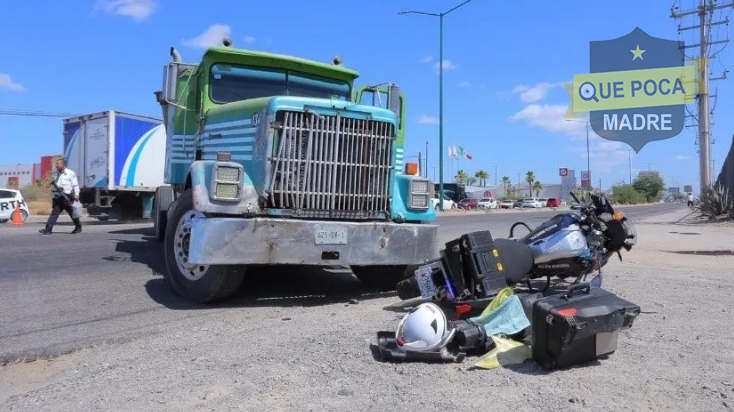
[[153, 37, 438, 303]]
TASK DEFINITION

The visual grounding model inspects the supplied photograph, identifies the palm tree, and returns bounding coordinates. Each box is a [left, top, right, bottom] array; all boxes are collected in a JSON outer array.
[[501, 176, 510, 197], [533, 181, 543, 197], [455, 169, 468, 184], [525, 171, 535, 197], [467, 176, 478, 186], [474, 170, 489, 186]]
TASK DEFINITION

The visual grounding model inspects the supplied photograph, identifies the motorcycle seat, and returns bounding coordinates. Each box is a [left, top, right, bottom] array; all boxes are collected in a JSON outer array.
[[493, 238, 534, 285]]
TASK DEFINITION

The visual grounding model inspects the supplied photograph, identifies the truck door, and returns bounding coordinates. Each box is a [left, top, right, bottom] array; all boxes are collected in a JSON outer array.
[[63, 113, 110, 189], [356, 85, 406, 174]]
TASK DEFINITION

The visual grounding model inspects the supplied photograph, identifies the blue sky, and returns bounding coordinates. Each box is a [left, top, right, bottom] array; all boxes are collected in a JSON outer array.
[[1, 0, 732, 194]]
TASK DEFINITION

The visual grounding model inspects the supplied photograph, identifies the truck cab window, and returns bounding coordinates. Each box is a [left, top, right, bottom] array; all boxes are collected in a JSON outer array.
[[210, 63, 350, 104]]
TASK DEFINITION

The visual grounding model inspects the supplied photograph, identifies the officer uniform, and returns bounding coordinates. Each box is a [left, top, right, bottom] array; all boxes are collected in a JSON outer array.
[[40, 167, 82, 234]]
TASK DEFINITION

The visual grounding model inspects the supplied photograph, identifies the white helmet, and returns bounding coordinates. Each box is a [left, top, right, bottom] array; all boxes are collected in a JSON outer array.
[[395, 302, 455, 352]]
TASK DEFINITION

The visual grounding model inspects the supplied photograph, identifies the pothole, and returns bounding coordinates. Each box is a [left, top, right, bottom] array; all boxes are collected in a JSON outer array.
[[667, 250, 734, 256]]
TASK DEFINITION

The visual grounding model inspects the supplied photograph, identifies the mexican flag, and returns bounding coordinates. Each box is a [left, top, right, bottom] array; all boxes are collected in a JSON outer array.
[[458, 146, 472, 160]]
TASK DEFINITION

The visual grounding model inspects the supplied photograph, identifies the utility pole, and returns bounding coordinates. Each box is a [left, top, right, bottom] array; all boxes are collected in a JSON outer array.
[[671, 0, 733, 193], [628, 150, 632, 185], [418, 151, 422, 176], [494, 165, 498, 186]]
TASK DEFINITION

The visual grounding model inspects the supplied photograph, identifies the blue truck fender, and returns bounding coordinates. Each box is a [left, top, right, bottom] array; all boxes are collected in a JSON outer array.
[[392, 174, 436, 222], [188, 160, 260, 216]]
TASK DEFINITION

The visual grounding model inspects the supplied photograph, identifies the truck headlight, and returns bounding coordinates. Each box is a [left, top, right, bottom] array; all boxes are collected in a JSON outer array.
[[211, 163, 243, 202], [408, 178, 430, 211]]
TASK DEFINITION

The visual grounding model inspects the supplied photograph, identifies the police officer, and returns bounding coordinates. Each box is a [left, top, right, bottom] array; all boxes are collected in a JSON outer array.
[[39, 158, 82, 234]]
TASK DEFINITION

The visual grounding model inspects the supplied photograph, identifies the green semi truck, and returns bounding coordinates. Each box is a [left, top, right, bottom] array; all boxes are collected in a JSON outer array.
[[152, 37, 438, 303]]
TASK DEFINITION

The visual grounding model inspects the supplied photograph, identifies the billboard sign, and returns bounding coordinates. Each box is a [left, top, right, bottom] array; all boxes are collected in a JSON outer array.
[[684, 184, 693, 193], [581, 170, 591, 188]]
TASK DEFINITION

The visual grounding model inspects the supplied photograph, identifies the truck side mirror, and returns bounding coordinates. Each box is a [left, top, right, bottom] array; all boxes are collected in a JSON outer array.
[[387, 84, 401, 118], [162, 63, 179, 103]]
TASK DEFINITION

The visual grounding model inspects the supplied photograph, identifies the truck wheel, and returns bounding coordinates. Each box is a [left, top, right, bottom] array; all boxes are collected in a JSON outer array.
[[154, 186, 174, 242], [351, 265, 413, 291], [164, 189, 245, 303]]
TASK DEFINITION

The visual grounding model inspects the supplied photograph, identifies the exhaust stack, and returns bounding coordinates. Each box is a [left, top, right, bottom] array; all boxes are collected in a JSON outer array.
[[170, 47, 182, 63]]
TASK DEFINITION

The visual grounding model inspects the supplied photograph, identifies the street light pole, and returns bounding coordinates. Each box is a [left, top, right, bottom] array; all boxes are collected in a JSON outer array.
[[585, 120, 590, 190], [628, 150, 632, 185], [398, 0, 476, 211]]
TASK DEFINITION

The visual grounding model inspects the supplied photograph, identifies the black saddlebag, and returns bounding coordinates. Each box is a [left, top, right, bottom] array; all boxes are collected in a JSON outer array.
[[530, 284, 640, 370]]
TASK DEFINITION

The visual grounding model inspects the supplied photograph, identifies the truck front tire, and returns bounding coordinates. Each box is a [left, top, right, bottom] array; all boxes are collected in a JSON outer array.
[[154, 185, 174, 242], [163, 189, 245, 303], [351, 265, 415, 291]]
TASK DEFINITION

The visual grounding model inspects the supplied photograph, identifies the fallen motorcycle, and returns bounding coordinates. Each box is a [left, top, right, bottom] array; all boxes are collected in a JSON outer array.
[[396, 192, 638, 305]]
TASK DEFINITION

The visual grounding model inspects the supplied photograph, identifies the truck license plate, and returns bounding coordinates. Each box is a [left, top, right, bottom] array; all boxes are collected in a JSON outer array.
[[415, 266, 437, 298], [314, 225, 348, 245]]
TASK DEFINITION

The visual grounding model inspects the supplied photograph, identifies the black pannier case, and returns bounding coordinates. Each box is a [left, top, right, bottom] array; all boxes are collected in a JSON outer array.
[[443, 230, 507, 300], [530, 283, 641, 370]]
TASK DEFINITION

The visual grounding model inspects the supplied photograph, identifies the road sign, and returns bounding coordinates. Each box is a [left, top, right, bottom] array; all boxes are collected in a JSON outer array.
[[559, 168, 568, 177], [668, 187, 680, 193], [684, 185, 693, 193]]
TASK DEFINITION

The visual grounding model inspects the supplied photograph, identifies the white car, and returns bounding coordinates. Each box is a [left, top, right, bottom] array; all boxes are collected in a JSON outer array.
[[499, 200, 514, 209], [0, 188, 30, 223], [521, 198, 543, 208], [432, 194, 457, 211], [477, 197, 498, 209]]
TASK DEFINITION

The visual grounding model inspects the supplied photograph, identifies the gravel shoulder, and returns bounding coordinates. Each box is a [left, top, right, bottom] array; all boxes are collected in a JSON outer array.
[[2, 205, 733, 412]]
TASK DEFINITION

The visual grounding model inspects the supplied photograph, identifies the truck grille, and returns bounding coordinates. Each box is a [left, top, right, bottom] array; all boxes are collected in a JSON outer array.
[[268, 110, 395, 220]]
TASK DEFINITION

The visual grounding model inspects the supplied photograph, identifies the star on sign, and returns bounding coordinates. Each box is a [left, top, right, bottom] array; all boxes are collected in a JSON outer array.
[[631, 44, 645, 61]]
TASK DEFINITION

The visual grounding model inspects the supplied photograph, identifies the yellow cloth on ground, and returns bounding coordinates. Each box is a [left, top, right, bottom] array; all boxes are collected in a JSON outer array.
[[478, 287, 514, 318], [472, 335, 532, 369]]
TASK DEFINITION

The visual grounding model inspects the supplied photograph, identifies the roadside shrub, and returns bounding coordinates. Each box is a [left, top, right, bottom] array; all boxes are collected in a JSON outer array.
[[694, 183, 733, 220], [610, 184, 647, 204]]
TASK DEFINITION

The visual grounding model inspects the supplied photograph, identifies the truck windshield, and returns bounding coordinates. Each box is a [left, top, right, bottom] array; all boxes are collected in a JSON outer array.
[[210, 63, 351, 104]]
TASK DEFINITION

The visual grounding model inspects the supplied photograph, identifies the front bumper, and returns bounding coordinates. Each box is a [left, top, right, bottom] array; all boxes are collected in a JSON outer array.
[[187, 217, 439, 266]]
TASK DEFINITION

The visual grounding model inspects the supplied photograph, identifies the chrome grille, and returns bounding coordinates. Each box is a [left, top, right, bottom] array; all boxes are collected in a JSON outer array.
[[268, 110, 395, 219]]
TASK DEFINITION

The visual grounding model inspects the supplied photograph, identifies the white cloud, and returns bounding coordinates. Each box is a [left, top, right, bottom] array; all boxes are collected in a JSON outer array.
[[183, 24, 231, 49], [419, 56, 433, 64], [417, 114, 439, 124], [243, 36, 256, 44], [566, 138, 632, 174], [0, 73, 26, 92], [673, 154, 690, 161], [94, 0, 157, 22], [509, 104, 586, 137], [511, 82, 565, 103], [458, 81, 471, 87], [433, 59, 458, 71]]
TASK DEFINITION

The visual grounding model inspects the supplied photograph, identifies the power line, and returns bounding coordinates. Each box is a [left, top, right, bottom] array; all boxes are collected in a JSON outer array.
[[0, 108, 80, 118]]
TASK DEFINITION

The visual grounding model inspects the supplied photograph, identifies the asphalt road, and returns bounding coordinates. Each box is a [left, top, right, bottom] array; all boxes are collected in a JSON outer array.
[[0, 202, 684, 363]]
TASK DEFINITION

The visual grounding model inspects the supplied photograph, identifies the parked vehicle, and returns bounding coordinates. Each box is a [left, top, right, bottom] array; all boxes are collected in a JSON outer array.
[[151, 38, 438, 303], [537, 198, 548, 207], [477, 198, 497, 209], [63, 111, 166, 221], [546, 197, 561, 208], [521, 198, 542, 208], [432, 194, 457, 211], [458, 198, 478, 209], [499, 200, 515, 209], [0, 188, 29, 223], [512, 199, 524, 209]]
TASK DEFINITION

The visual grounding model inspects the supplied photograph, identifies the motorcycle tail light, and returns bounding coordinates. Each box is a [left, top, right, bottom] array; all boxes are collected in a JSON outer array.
[[613, 212, 625, 221]]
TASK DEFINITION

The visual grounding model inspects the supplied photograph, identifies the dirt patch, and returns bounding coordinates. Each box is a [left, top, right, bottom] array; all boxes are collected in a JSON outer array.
[[0, 352, 80, 404]]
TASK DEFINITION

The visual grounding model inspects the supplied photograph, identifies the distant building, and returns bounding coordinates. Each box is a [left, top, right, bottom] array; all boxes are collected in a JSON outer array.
[[0, 164, 35, 188]]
